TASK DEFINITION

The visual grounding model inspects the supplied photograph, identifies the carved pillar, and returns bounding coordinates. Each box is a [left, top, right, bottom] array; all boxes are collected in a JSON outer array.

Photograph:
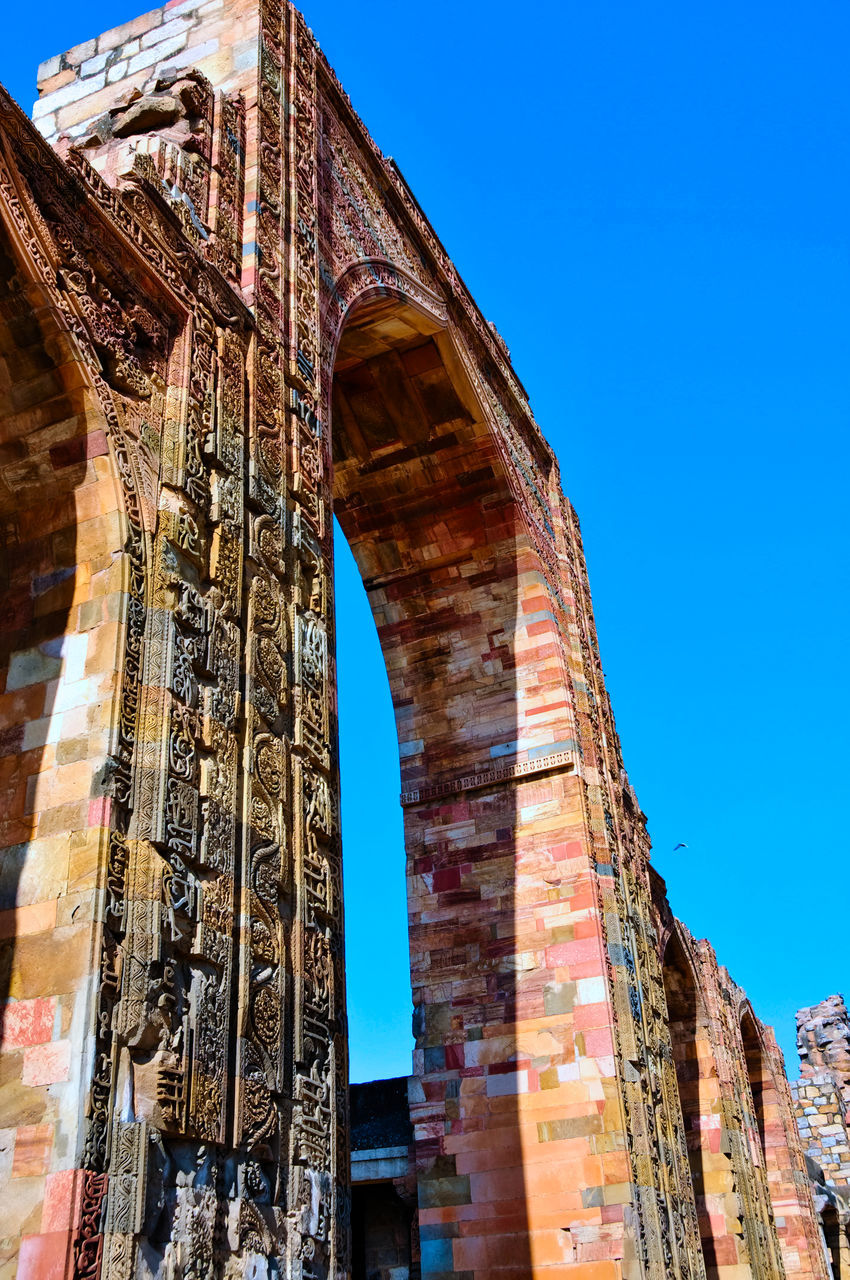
[[248, 4, 347, 1275]]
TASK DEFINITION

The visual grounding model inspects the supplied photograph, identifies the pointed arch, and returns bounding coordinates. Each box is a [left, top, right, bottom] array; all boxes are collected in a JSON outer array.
[[740, 1003, 770, 1162], [0, 129, 151, 1276], [662, 925, 739, 1276]]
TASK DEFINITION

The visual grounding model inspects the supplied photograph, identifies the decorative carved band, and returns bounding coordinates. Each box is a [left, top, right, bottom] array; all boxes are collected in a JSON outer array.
[[400, 749, 577, 807]]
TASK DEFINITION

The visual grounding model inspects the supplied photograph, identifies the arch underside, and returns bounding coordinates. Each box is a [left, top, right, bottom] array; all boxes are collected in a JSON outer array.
[[331, 292, 529, 789]]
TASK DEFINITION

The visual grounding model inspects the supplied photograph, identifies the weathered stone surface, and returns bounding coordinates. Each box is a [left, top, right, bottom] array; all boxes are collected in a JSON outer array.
[[0, 2, 835, 1278], [791, 995, 850, 1275]]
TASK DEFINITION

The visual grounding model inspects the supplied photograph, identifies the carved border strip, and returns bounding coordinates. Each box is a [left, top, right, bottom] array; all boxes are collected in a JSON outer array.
[[400, 749, 578, 807]]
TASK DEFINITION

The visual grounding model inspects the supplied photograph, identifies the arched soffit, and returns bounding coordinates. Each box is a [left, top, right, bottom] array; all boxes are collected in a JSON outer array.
[[660, 922, 703, 987], [661, 922, 707, 1024], [323, 269, 439, 424], [326, 279, 520, 541], [0, 132, 148, 549], [322, 266, 537, 528], [739, 1002, 769, 1059], [321, 259, 448, 376]]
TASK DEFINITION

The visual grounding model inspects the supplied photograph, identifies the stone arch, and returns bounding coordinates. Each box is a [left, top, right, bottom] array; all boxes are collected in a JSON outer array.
[[0, 137, 147, 1272], [662, 925, 736, 1275], [3, 4, 831, 1272], [740, 1004, 770, 1163], [313, 63, 717, 1275], [327, 277, 536, 1274]]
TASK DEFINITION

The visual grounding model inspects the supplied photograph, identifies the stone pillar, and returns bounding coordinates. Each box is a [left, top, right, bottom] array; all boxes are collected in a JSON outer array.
[[796, 997, 850, 1117]]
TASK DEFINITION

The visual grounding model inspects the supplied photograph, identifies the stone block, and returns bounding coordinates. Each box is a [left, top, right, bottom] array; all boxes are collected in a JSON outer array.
[[96, 9, 164, 51], [8, 927, 88, 1000], [543, 980, 576, 1017], [64, 38, 97, 66], [537, 1115, 604, 1144], [0, 1180, 46, 1243], [5, 647, 62, 692], [33, 72, 106, 118], [141, 15, 193, 48], [1, 999, 57, 1051], [21, 1041, 71, 1088], [79, 53, 109, 77], [37, 71, 76, 96], [17, 1231, 71, 1280], [35, 55, 63, 83], [40, 1169, 84, 1233], [11, 1126, 52, 1179], [418, 1172, 471, 1209]]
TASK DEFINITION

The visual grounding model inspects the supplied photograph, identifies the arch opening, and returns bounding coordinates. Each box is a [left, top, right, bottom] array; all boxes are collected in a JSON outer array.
[[662, 931, 721, 1274], [741, 1008, 768, 1160], [334, 518, 412, 1084], [329, 288, 532, 1276]]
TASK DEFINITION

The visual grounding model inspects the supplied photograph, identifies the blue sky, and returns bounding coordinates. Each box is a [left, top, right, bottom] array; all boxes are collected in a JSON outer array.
[[3, 0, 847, 1083]]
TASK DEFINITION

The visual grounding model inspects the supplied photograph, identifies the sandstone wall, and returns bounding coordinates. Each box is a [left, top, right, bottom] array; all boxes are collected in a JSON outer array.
[[0, 1, 835, 1276], [0, 191, 135, 1273]]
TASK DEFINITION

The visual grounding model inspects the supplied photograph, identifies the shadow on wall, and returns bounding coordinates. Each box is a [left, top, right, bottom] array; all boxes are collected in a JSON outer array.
[[330, 291, 532, 1276], [0, 216, 94, 1056], [741, 1009, 768, 1157]]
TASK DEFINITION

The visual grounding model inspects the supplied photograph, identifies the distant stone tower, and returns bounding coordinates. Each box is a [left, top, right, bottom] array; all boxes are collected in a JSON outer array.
[[793, 996, 850, 1275], [797, 996, 850, 1110]]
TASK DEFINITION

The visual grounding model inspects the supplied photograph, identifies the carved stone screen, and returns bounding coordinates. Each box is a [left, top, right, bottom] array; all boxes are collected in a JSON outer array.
[[0, 2, 832, 1277]]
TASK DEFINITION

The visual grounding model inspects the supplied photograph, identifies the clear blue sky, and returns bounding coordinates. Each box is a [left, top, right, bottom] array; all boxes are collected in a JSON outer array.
[[3, 1, 847, 1083]]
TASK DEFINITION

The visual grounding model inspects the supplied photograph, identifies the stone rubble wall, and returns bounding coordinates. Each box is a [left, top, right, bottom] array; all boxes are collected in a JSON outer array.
[[33, 0, 256, 146], [792, 1073, 850, 1188], [794, 995, 850, 1192]]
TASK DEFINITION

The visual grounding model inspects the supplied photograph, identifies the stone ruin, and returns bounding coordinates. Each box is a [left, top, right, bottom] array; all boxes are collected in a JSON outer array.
[[0, 0, 845, 1275], [791, 996, 850, 1277]]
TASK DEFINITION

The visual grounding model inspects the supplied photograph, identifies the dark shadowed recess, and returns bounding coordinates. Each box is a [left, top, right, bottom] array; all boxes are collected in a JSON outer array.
[[0, 219, 89, 1047]]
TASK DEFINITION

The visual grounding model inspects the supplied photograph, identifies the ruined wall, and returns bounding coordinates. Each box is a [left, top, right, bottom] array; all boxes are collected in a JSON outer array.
[[0, 1, 834, 1277], [792, 996, 850, 1277]]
